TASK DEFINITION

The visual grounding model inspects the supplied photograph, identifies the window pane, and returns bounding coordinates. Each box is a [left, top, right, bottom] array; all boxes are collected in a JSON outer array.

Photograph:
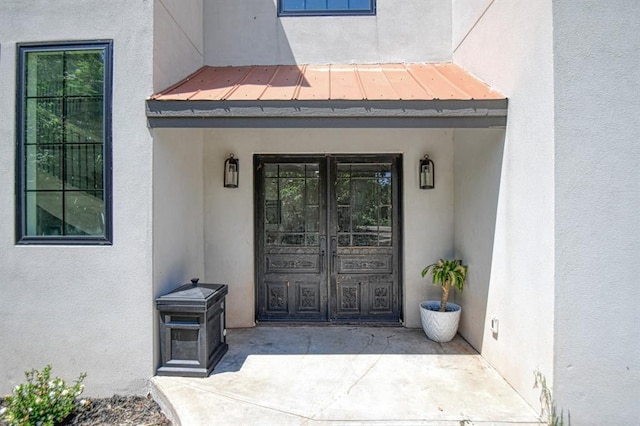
[[306, 177, 319, 205], [25, 98, 63, 145], [26, 145, 63, 191], [337, 164, 351, 179], [25, 192, 63, 236], [379, 230, 392, 246], [336, 178, 349, 204], [338, 206, 350, 232], [64, 191, 105, 236], [279, 163, 305, 178], [306, 234, 319, 246], [305, 163, 319, 178], [282, 234, 305, 246], [349, 0, 372, 10], [265, 199, 279, 226], [306, 206, 319, 232], [353, 234, 377, 246], [265, 177, 278, 200], [266, 231, 280, 245], [379, 177, 391, 204], [283, 0, 305, 11], [265, 164, 278, 177], [380, 205, 391, 227], [65, 144, 103, 190], [65, 97, 103, 144], [305, 0, 326, 10], [26, 52, 63, 97], [327, 0, 349, 10], [280, 178, 305, 232], [65, 50, 104, 97], [338, 234, 350, 247], [352, 179, 378, 231]]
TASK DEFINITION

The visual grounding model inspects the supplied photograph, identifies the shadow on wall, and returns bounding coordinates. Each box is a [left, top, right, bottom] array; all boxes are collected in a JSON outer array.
[[204, 0, 297, 66], [155, 266, 190, 299], [453, 129, 506, 353]]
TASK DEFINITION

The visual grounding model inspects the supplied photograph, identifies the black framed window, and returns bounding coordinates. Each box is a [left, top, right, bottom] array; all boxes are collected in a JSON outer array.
[[279, 0, 375, 16], [16, 41, 113, 244]]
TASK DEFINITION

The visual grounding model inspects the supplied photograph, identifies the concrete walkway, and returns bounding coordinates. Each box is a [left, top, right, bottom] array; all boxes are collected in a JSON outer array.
[[151, 326, 541, 425]]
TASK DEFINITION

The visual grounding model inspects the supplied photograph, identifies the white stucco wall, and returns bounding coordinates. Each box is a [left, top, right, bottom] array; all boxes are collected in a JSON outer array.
[[153, 0, 204, 92], [151, 128, 205, 369], [151, 0, 207, 371], [0, 1, 155, 396], [452, 0, 555, 409], [452, 129, 504, 351], [451, 0, 492, 53], [203, 0, 451, 65], [552, 1, 640, 423], [202, 128, 454, 328]]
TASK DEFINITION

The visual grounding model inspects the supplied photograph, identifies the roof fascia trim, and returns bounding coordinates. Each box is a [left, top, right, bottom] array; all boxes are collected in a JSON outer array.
[[146, 99, 508, 128], [148, 116, 506, 129]]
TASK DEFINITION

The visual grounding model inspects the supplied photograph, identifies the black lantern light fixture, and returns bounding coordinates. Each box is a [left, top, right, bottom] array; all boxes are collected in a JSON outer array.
[[419, 155, 435, 190], [224, 154, 239, 188]]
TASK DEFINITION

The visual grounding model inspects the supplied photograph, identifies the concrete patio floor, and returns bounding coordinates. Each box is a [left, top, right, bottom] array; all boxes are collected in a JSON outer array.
[[151, 326, 541, 425]]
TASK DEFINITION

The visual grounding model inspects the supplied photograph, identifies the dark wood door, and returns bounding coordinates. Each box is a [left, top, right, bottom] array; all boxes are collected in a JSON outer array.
[[255, 155, 401, 322], [329, 157, 401, 321]]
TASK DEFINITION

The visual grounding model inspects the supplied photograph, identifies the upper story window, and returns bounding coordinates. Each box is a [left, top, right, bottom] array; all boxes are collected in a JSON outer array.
[[279, 0, 376, 16], [16, 41, 113, 245]]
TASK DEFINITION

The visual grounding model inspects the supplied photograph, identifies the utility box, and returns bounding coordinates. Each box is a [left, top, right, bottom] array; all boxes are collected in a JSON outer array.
[[156, 278, 228, 377]]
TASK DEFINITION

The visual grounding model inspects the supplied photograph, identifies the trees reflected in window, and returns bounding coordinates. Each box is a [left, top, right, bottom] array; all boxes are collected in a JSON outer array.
[[17, 41, 112, 243], [265, 163, 321, 247]]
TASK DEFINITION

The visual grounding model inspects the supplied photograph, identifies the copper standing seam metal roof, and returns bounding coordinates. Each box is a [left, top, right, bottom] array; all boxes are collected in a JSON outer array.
[[150, 63, 504, 102]]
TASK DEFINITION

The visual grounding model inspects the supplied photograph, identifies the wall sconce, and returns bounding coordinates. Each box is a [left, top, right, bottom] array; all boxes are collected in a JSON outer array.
[[419, 155, 435, 190], [224, 154, 239, 188]]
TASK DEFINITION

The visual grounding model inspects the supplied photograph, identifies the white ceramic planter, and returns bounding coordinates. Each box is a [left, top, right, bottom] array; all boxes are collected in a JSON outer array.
[[419, 301, 461, 343]]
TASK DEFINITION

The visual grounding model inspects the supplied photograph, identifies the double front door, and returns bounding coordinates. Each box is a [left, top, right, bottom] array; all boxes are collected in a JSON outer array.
[[255, 155, 402, 322]]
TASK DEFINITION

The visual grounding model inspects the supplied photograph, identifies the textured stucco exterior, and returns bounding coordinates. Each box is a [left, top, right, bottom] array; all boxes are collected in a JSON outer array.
[[0, 0, 155, 396], [153, 0, 204, 91], [151, 0, 207, 372], [453, 0, 640, 421], [452, 0, 556, 409], [203, 0, 452, 66], [151, 128, 206, 369], [452, 129, 504, 351], [552, 1, 640, 423]]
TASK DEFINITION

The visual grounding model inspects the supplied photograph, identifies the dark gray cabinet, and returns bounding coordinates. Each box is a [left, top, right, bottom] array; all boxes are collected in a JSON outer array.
[[156, 279, 228, 377]]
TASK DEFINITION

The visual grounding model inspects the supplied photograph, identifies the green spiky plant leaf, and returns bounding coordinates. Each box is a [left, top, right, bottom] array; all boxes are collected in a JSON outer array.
[[421, 259, 468, 312]]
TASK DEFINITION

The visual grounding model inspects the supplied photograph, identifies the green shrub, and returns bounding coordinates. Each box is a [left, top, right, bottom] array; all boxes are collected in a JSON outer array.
[[0, 365, 87, 426]]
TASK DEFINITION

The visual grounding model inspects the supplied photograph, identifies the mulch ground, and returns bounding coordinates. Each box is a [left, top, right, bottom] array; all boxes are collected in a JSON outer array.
[[1, 395, 171, 426]]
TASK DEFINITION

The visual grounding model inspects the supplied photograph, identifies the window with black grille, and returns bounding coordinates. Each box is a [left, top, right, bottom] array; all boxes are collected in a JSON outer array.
[[16, 41, 113, 244]]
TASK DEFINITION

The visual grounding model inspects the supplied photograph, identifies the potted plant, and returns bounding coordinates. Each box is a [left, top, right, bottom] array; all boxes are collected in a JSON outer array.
[[419, 259, 468, 342]]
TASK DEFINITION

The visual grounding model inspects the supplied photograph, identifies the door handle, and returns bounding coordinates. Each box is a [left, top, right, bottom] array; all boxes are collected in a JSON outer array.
[[319, 236, 326, 273], [331, 237, 337, 271]]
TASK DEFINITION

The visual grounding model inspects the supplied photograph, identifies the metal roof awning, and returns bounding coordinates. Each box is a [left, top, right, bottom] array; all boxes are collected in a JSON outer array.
[[147, 63, 507, 128]]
